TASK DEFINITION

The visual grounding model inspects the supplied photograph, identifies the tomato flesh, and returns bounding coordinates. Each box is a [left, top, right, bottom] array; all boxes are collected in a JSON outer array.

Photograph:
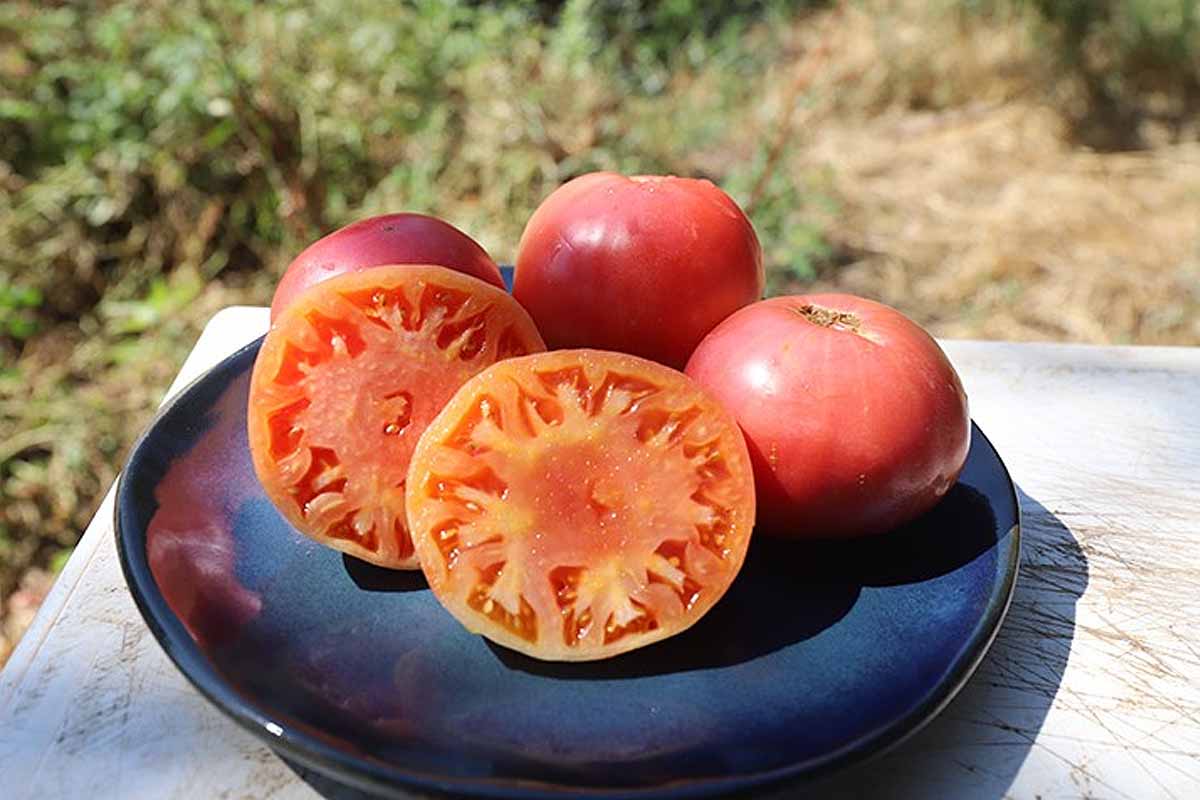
[[248, 265, 545, 569], [406, 350, 756, 660]]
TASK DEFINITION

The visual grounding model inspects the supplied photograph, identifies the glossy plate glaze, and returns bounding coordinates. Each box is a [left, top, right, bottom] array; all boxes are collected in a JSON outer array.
[[116, 339, 1019, 800]]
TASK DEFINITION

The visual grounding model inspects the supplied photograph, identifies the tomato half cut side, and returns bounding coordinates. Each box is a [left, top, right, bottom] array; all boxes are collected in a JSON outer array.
[[247, 265, 546, 569], [406, 349, 757, 661]]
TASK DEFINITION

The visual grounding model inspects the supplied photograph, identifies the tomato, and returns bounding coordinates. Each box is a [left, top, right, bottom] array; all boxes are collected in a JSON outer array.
[[405, 349, 756, 661], [248, 265, 545, 569], [270, 214, 504, 322], [685, 294, 969, 539], [513, 172, 763, 369]]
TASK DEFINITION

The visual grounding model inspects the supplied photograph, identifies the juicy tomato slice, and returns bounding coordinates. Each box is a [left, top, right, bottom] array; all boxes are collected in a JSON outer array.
[[247, 265, 546, 569], [406, 349, 756, 661]]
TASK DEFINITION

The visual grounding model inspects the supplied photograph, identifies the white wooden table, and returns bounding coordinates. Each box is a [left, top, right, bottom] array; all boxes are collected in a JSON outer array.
[[2, 307, 1198, 799]]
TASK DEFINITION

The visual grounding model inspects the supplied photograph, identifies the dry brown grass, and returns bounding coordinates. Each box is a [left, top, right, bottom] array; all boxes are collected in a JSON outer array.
[[779, 1, 1200, 344]]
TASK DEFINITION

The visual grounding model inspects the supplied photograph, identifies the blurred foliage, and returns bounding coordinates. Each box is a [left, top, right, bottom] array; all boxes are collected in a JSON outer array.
[[1002, 0, 1200, 146], [0, 0, 821, 601], [1025, 0, 1198, 73], [0, 278, 41, 340]]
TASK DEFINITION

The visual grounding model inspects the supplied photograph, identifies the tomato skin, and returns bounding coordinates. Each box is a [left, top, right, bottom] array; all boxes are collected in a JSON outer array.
[[514, 172, 763, 369], [685, 294, 969, 539], [406, 348, 756, 661], [271, 213, 504, 321]]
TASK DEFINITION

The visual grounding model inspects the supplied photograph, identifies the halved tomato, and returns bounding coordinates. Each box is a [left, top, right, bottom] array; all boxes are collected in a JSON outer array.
[[406, 349, 756, 661], [248, 265, 545, 569]]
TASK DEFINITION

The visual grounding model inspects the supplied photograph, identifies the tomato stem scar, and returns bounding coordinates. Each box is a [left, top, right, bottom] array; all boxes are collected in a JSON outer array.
[[792, 304, 869, 338]]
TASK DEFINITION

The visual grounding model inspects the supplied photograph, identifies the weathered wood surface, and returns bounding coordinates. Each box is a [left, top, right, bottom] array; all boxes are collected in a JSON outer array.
[[1, 307, 1197, 799]]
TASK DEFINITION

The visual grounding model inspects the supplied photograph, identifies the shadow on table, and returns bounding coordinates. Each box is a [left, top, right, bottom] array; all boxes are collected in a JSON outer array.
[[786, 487, 1089, 800]]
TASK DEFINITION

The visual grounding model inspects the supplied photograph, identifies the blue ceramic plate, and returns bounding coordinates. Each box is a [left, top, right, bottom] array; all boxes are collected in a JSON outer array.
[[116, 333, 1019, 799]]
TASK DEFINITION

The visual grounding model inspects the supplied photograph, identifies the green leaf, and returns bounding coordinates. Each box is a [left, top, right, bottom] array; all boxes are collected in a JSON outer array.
[[0, 98, 38, 121], [49, 546, 74, 574]]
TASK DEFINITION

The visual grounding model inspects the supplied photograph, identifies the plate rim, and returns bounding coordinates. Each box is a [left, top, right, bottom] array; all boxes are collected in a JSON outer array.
[[115, 337, 1021, 799]]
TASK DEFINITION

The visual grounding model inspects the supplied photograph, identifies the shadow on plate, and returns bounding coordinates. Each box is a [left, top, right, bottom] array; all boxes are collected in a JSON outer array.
[[795, 488, 1089, 800], [491, 482, 1000, 680], [342, 555, 429, 593], [274, 482, 1019, 799]]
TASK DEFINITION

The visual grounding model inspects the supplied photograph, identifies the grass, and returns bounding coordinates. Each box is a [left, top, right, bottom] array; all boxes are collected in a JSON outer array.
[[2, 0, 1198, 664], [786, 1, 1200, 342]]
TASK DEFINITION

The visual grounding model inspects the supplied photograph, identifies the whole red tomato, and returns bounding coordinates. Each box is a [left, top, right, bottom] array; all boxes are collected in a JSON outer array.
[[514, 172, 763, 369], [685, 294, 970, 539], [271, 213, 504, 321]]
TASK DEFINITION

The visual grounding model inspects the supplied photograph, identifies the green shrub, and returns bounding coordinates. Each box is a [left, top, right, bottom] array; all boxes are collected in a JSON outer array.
[[1013, 0, 1200, 145], [1027, 0, 1197, 66]]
